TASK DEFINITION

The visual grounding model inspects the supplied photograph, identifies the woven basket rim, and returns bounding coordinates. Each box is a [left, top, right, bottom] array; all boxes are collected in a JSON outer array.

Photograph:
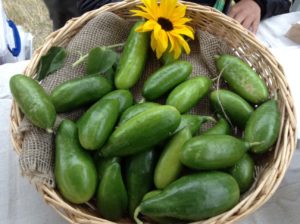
[[10, 0, 297, 223]]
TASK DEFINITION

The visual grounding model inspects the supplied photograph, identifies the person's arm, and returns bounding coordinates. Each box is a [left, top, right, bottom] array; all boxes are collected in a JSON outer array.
[[228, 0, 291, 33], [228, 0, 261, 33]]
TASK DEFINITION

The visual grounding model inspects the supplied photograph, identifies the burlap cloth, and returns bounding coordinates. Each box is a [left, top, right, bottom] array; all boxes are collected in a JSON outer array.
[[18, 12, 233, 188]]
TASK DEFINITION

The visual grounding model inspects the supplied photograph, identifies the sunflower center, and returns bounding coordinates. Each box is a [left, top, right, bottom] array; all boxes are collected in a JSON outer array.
[[158, 17, 173, 31]]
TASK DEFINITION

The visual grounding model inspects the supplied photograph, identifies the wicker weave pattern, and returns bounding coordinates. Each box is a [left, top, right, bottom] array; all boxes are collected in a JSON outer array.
[[10, 0, 297, 223]]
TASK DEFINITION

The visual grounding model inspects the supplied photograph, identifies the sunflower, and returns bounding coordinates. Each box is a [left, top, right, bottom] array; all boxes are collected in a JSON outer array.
[[131, 0, 194, 59]]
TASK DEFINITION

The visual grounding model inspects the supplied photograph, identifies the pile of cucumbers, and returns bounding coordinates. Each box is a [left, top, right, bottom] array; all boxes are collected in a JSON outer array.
[[10, 21, 280, 223]]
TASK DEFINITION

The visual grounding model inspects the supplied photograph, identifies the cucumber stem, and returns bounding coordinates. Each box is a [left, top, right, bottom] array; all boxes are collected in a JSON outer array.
[[138, 98, 146, 104], [214, 54, 220, 60], [214, 64, 234, 129], [104, 43, 125, 49], [249, 141, 262, 147], [202, 116, 216, 123], [46, 128, 53, 134], [211, 76, 219, 82], [245, 141, 262, 151], [134, 206, 143, 224], [72, 54, 88, 67]]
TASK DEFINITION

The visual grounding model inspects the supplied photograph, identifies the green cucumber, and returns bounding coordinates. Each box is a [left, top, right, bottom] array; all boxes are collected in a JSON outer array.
[[202, 118, 231, 135], [142, 61, 192, 100], [135, 171, 240, 221], [96, 161, 128, 221], [119, 102, 159, 125], [115, 21, 149, 89], [141, 190, 177, 224], [100, 105, 181, 157], [166, 76, 212, 113], [50, 74, 112, 112], [229, 153, 255, 193], [142, 190, 162, 201], [101, 89, 134, 113], [126, 149, 156, 217], [244, 100, 280, 153], [210, 89, 254, 128], [175, 114, 215, 135], [55, 120, 97, 204], [215, 54, 269, 104], [77, 99, 119, 150], [10, 74, 56, 132], [95, 156, 120, 181], [154, 127, 192, 189], [181, 135, 249, 170]]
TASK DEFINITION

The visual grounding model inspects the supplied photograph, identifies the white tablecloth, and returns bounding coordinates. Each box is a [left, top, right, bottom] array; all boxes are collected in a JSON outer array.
[[0, 12, 300, 224], [257, 12, 300, 48]]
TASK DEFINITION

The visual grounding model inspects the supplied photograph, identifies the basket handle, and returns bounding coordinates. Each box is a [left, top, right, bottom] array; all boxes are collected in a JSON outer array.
[[123, 0, 136, 2]]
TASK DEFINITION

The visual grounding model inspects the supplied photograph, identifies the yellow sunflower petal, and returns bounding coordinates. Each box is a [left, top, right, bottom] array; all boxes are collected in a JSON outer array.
[[167, 32, 175, 52], [159, 0, 167, 18], [136, 20, 157, 32], [155, 39, 165, 59], [173, 34, 191, 55], [135, 23, 145, 32], [161, 0, 177, 9], [172, 26, 194, 39], [159, 30, 169, 52], [160, 0, 177, 17], [152, 28, 168, 58], [131, 9, 153, 20], [150, 32, 157, 52], [141, 0, 158, 14], [172, 17, 192, 25], [185, 25, 194, 32], [150, 31, 166, 59], [172, 40, 182, 59], [137, 5, 147, 11], [137, 5, 156, 20], [132, 0, 193, 59], [174, 24, 194, 33], [170, 5, 187, 19], [150, 0, 159, 11], [153, 23, 162, 40]]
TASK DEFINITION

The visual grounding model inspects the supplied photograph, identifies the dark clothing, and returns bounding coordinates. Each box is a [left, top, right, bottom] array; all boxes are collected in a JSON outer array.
[[45, 0, 292, 30], [77, 0, 230, 14], [77, 0, 292, 20], [187, 0, 291, 19], [77, 0, 120, 14], [43, 0, 80, 30], [252, 0, 292, 19]]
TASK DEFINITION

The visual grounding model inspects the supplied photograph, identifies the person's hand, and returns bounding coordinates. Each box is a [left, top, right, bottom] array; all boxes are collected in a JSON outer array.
[[228, 0, 261, 34]]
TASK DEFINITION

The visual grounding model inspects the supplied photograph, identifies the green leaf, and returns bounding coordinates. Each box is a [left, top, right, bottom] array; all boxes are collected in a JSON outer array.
[[86, 47, 118, 75], [36, 47, 67, 81]]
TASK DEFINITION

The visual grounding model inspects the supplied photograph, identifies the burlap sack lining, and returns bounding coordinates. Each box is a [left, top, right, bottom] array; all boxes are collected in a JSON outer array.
[[18, 12, 237, 188]]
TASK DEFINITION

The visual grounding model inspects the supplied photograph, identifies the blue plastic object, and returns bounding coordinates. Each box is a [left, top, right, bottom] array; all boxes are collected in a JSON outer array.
[[6, 19, 21, 57]]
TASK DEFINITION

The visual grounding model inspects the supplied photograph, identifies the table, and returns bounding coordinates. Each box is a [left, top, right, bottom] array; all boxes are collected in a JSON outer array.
[[0, 12, 300, 224]]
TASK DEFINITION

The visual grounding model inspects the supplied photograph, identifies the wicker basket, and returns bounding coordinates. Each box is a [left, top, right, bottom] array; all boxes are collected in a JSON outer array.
[[10, 0, 297, 223]]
